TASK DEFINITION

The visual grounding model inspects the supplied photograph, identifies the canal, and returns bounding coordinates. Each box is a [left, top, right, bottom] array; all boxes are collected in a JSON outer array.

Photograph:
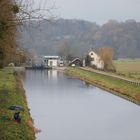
[[24, 70, 140, 140]]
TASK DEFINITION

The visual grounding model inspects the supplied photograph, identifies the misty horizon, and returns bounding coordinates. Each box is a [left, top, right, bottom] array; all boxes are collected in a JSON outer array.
[[35, 0, 140, 24], [53, 18, 139, 25]]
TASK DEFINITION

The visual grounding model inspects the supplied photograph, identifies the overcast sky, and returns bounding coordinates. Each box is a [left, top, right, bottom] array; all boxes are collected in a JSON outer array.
[[37, 0, 140, 24]]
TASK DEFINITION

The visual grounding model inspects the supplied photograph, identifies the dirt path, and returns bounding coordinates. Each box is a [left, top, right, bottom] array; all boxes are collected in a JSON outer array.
[[80, 67, 140, 86]]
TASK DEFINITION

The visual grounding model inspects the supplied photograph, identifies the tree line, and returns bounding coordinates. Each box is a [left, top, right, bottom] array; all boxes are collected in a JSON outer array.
[[19, 19, 140, 59]]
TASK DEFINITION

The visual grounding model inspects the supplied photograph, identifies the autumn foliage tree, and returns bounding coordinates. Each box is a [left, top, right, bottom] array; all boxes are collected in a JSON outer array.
[[0, 0, 17, 68], [99, 47, 116, 71], [0, 0, 54, 68]]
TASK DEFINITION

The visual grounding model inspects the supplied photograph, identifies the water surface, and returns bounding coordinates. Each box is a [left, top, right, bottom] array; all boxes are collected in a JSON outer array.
[[24, 70, 140, 140]]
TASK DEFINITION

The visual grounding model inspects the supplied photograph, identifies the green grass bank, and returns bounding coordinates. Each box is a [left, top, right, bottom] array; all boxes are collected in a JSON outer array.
[[0, 68, 35, 140], [65, 67, 140, 105]]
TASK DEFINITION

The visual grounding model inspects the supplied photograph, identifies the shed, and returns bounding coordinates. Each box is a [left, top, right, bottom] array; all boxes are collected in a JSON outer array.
[[69, 58, 82, 67]]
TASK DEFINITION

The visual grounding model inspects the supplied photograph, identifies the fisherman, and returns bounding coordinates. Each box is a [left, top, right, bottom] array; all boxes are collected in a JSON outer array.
[[13, 112, 21, 123]]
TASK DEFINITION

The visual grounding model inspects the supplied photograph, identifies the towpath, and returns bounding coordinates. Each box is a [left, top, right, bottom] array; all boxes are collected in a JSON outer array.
[[80, 67, 140, 86]]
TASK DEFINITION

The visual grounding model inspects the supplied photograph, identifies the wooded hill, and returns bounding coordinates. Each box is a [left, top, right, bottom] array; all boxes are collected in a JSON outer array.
[[19, 19, 140, 59]]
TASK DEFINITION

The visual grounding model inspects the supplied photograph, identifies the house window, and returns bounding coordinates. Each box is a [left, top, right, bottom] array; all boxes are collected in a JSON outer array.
[[91, 53, 93, 55]]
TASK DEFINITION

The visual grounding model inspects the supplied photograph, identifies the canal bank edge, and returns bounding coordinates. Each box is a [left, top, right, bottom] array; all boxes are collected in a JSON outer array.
[[65, 67, 140, 106], [0, 68, 35, 140]]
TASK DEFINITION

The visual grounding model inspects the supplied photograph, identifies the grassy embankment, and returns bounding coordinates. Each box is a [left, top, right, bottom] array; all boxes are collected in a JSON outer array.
[[66, 67, 140, 105], [0, 68, 35, 140], [114, 59, 140, 80]]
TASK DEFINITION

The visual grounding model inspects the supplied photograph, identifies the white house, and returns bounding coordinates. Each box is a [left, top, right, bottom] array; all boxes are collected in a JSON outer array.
[[88, 51, 104, 69], [43, 56, 60, 67]]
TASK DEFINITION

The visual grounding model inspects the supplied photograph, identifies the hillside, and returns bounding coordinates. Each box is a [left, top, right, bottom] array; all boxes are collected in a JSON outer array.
[[19, 19, 140, 59]]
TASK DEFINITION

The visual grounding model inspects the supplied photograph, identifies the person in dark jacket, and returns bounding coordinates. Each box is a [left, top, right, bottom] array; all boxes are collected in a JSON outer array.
[[13, 112, 21, 123]]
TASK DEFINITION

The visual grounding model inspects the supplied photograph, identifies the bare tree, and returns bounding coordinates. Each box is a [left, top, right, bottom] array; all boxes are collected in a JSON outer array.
[[16, 0, 56, 22]]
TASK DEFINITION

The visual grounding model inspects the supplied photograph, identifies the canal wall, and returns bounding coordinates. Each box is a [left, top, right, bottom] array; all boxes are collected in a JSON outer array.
[[14, 67, 25, 72]]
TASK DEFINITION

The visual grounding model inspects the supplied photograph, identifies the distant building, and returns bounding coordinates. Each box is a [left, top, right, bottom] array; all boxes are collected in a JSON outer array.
[[59, 60, 64, 67], [43, 56, 60, 67], [88, 51, 104, 69], [69, 58, 83, 67]]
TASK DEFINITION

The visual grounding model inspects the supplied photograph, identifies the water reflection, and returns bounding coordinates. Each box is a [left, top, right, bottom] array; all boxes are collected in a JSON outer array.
[[48, 70, 58, 80], [24, 70, 140, 140]]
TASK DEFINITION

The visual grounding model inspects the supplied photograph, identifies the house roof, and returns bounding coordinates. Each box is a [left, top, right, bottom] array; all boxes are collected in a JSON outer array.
[[71, 58, 82, 63], [69, 58, 82, 66], [44, 56, 59, 59], [87, 48, 99, 55]]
